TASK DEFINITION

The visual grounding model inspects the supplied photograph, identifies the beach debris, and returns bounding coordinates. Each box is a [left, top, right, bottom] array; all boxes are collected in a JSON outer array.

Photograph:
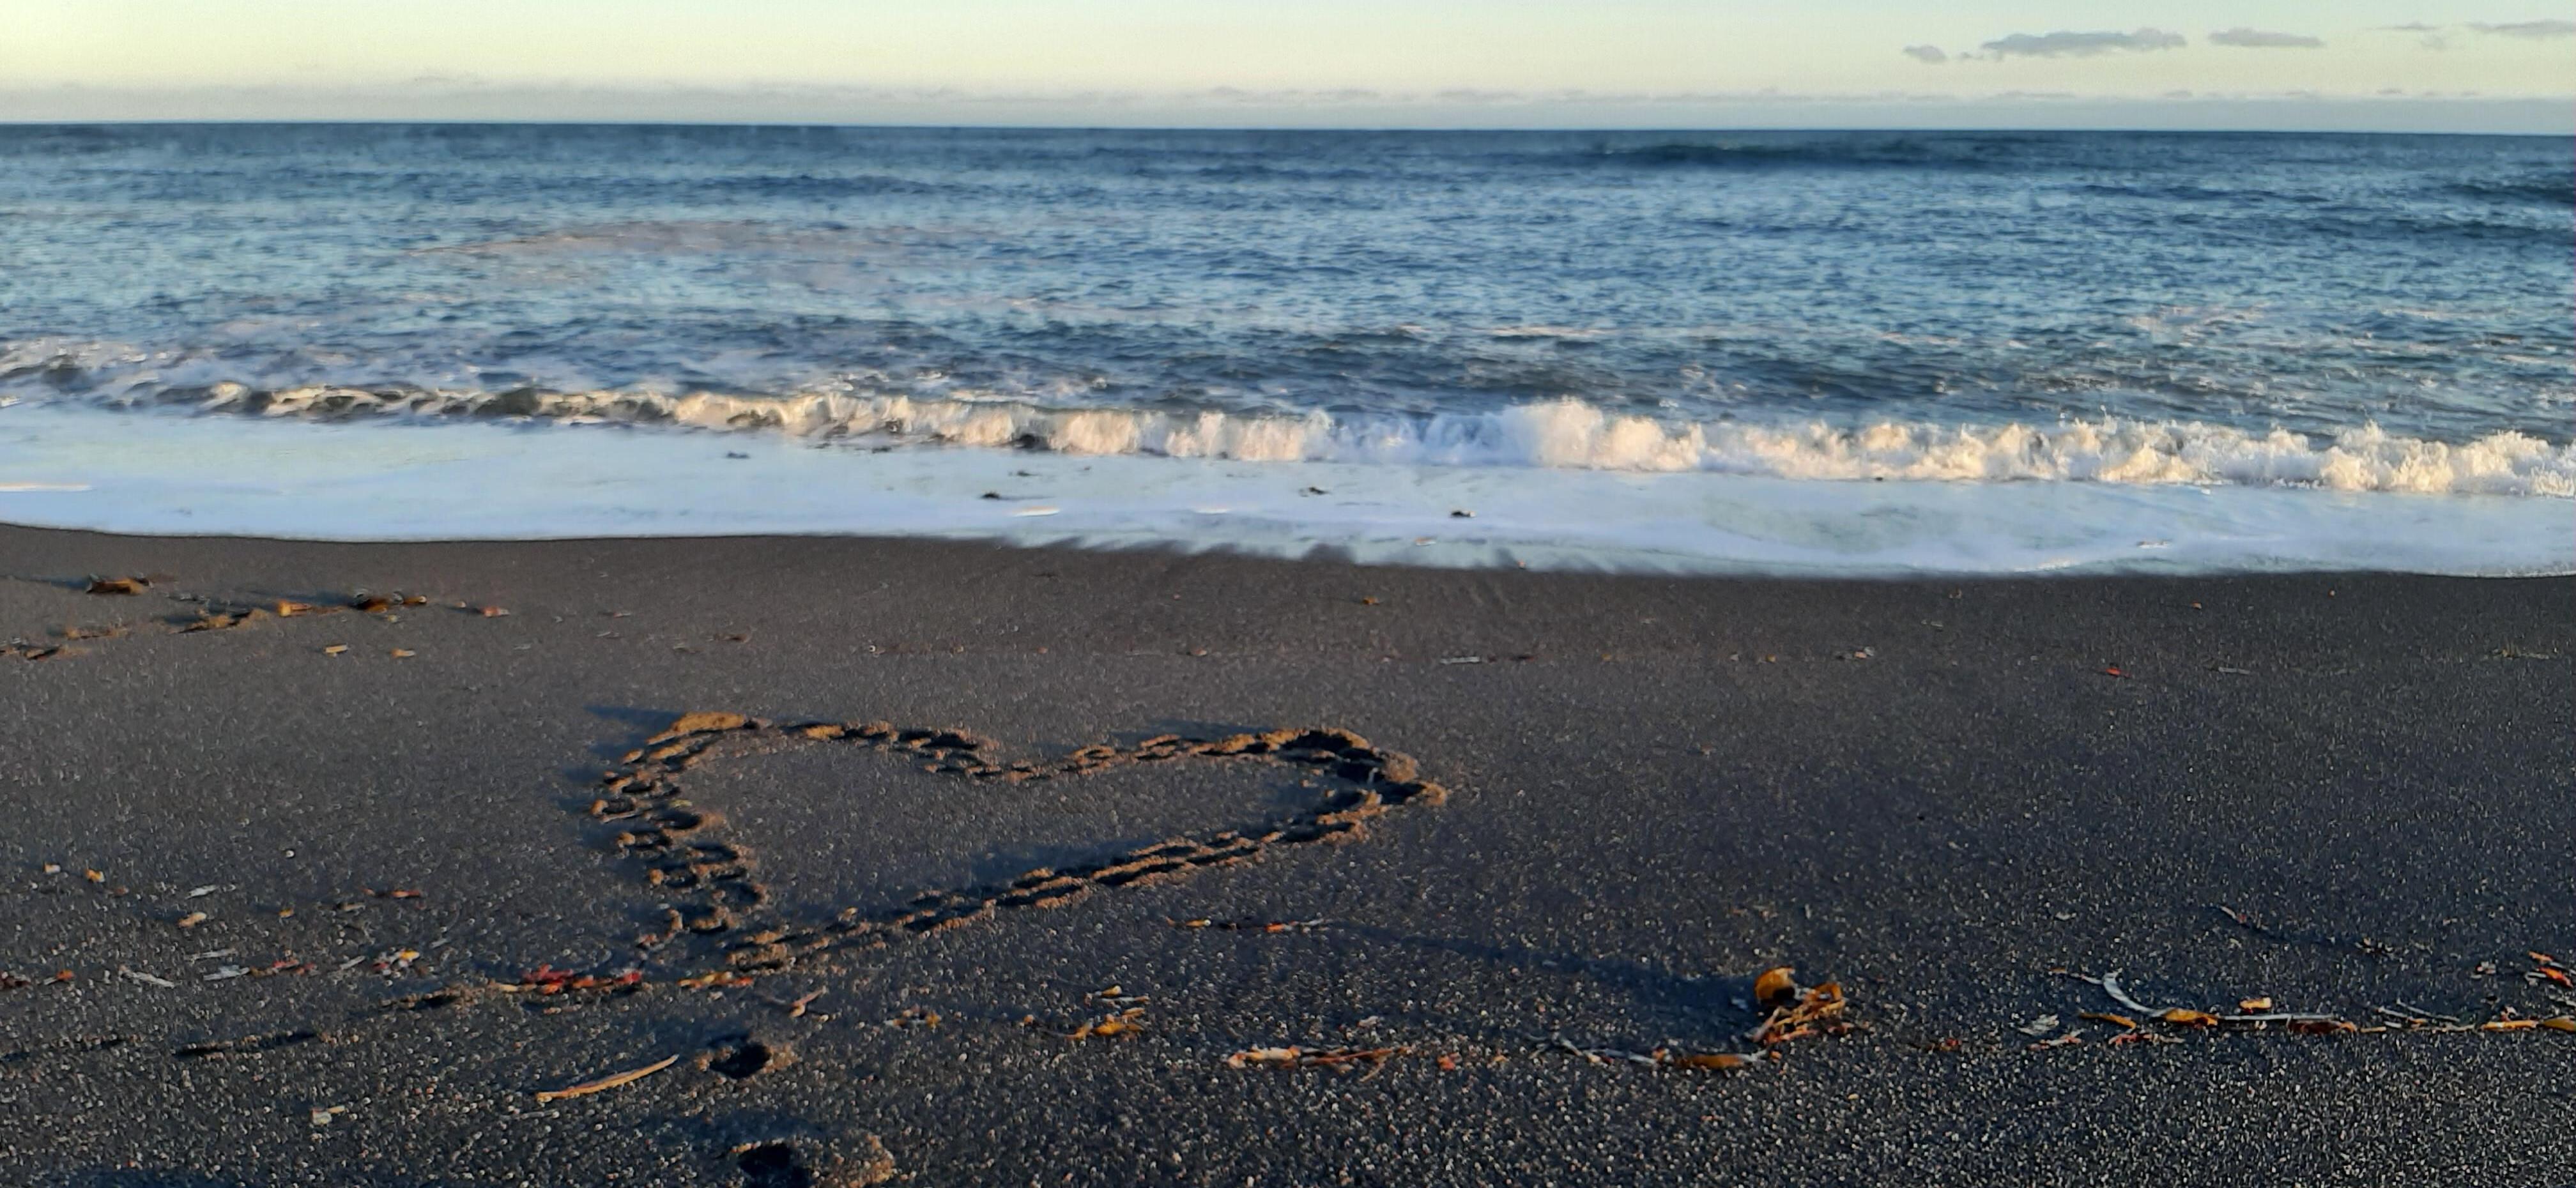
[[176, 911, 209, 929], [475, 604, 510, 617], [348, 594, 396, 613], [1084, 985, 1150, 1006], [1750, 974, 1852, 1046], [2044, 966, 2573, 1045], [187, 884, 229, 897], [532, 1054, 678, 1103], [886, 1006, 942, 1030], [179, 607, 265, 632], [84, 869, 104, 883], [309, 1104, 348, 1127], [2014, 1014, 2061, 1036], [1227, 1045, 1405, 1072], [1663, 1051, 1754, 1071], [1753, 966, 1800, 1007], [365, 887, 425, 899], [499, 964, 643, 996], [86, 577, 148, 595], [782, 989, 826, 1017], [2107, 1030, 2184, 1047], [1450, 508, 1473, 518], [1170, 917, 1330, 933], [321, 644, 348, 655], [1069, 1008, 1146, 1040], [2101, 666, 2128, 678], [390, 648, 416, 659], [2027, 1032, 2083, 1051], [1438, 655, 1484, 665], [116, 966, 178, 989], [1550, 1038, 1655, 1066], [1549, 1037, 1759, 1071], [273, 600, 335, 618], [2529, 953, 2572, 987]]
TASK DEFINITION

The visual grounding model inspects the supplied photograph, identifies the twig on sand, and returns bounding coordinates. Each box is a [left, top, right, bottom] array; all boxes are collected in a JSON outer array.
[[533, 1055, 678, 1103], [1551, 1037, 1659, 1067]]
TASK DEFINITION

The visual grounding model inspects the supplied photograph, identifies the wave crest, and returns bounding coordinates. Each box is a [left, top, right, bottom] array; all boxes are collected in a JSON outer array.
[[121, 386, 2576, 498]]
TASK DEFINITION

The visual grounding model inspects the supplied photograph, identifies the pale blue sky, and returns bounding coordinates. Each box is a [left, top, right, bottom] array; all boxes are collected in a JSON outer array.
[[4, 1, 2571, 130]]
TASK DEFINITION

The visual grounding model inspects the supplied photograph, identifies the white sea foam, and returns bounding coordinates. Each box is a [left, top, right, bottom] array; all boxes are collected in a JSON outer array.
[[3, 402, 2568, 576], [160, 386, 2576, 498]]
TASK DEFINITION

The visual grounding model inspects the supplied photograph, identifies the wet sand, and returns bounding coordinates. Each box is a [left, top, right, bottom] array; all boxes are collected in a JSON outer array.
[[3, 522, 2572, 1186]]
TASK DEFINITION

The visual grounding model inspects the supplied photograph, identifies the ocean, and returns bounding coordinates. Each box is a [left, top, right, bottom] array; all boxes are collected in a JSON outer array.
[[1, 124, 2568, 574]]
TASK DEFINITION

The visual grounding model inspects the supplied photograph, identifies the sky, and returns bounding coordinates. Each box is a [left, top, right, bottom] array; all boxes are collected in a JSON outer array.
[[3, 1, 2572, 132]]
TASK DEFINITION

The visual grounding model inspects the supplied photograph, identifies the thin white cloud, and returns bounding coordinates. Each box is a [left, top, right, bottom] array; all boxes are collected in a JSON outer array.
[[2209, 28, 2326, 49], [2469, 19, 2576, 39], [1976, 29, 2188, 59], [1901, 45, 1948, 65]]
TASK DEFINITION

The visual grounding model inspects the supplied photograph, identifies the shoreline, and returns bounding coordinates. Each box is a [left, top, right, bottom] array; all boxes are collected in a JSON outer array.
[[5, 522, 2571, 1183], [7, 400, 2573, 579]]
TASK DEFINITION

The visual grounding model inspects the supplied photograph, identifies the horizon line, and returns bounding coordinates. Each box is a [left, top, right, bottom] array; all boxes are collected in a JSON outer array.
[[3, 118, 2569, 137]]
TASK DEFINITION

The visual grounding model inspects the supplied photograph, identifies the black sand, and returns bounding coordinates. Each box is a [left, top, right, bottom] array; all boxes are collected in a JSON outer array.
[[2, 523, 2570, 1186]]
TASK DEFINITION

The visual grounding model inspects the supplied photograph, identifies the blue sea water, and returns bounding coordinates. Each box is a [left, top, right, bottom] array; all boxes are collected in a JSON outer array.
[[0, 125, 2568, 572]]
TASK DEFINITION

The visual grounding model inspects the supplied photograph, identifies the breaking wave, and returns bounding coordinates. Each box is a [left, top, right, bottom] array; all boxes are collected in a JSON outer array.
[[109, 385, 2576, 498]]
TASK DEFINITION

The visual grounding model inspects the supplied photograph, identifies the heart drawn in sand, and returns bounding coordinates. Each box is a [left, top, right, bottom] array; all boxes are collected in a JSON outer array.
[[582, 713, 1450, 975]]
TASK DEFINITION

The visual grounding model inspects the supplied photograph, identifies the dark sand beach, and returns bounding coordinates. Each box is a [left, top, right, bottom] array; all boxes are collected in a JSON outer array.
[[3, 522, 2570, 1185]]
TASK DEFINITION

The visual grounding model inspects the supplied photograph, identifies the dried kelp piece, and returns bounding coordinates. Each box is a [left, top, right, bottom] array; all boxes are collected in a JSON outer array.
[[1751, 979, 1852, 1046], [1068, 1008, 1147, 1040], [496, 964, 644, 996], [180, 607, 266, 632], [1225, 1045, 1404, 1071]]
